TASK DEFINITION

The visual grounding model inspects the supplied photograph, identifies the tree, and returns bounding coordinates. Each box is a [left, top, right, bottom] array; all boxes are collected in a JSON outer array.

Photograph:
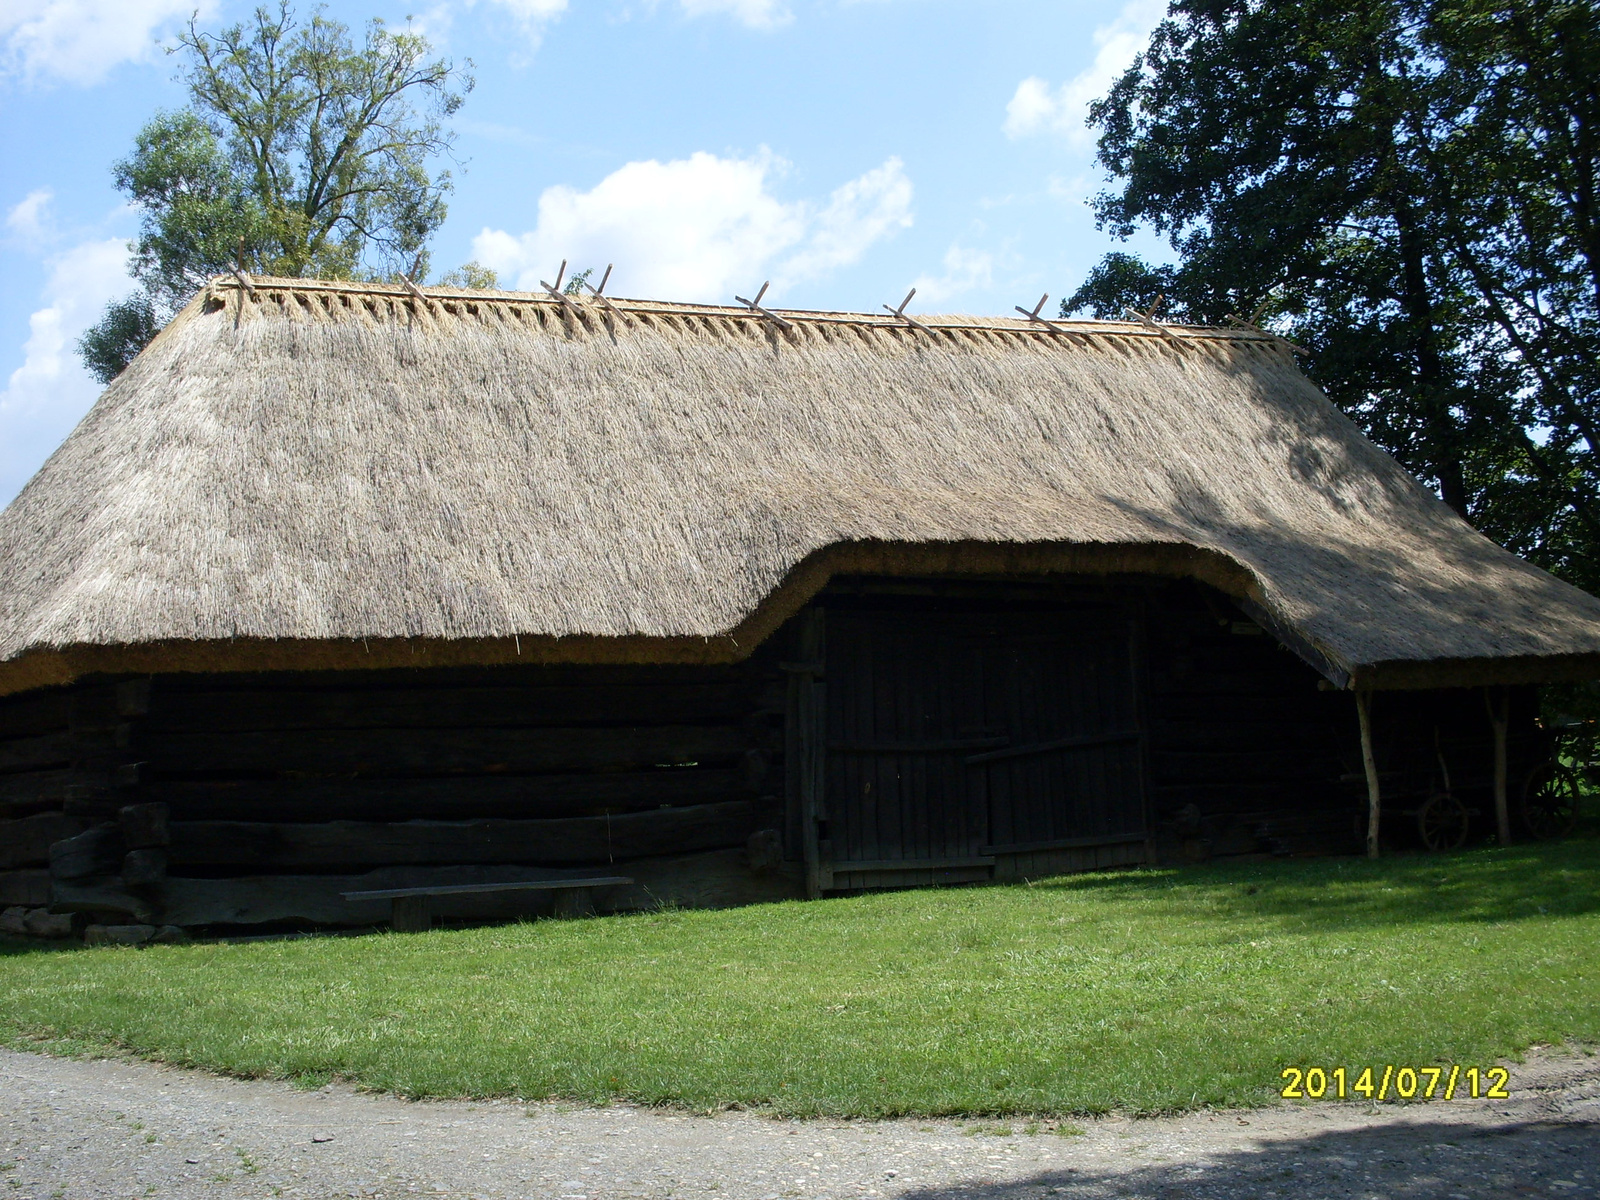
[[79, 2, 473, 383], [1068, 0, 1600, 592], [437, 262, 498, 290]]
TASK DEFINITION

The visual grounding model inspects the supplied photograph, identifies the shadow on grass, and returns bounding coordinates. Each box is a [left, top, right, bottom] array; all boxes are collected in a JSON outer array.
[[901, 1115, 1598, 1199], [1025, 835, 1600, 932], [0, 936, 81, 959]]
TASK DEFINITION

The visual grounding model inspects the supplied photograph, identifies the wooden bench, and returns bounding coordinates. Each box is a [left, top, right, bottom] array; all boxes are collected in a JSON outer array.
[[342, 875, 634, 932]]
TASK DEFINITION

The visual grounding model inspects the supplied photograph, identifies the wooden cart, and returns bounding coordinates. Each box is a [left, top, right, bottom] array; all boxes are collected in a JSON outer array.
[[1520, 718, 1594, 842], [1348, 718, 1588, 851]]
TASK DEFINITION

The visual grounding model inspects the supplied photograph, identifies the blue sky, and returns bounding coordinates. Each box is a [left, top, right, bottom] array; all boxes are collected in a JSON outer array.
[[0, 0, 1168, 504]]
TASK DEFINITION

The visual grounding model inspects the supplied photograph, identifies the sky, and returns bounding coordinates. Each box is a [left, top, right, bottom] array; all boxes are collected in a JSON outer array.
[[0, 0, 1170, 505]]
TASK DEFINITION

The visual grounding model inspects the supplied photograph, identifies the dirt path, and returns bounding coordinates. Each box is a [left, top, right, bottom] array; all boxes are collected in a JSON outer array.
[[2, 1046, 1597, 1199]]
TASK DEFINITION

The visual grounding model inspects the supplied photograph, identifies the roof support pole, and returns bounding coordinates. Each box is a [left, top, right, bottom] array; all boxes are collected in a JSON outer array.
[[1487, 687, 1512, 845], [1357, 690, 1381, 859]]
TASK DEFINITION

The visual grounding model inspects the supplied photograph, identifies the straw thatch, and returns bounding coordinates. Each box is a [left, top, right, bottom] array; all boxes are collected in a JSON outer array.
[[2, 276, 1598, 696]]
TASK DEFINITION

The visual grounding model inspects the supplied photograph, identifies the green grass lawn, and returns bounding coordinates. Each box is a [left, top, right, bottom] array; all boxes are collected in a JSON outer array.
[[3, 837, 1598, 1117]]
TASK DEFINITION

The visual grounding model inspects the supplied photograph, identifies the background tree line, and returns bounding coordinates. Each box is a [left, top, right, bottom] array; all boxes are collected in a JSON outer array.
[[1069, 0, 1600, 596]]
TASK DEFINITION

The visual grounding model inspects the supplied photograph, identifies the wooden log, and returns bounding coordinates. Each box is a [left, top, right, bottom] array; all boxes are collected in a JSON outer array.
[[157, 875, 390, 926], [1149, 701, 1341, 730], [0, 769, 81, 817], [0, 690, 72, 739], [1150, 781, 1353, 814], [1146, 719, 1343, 752], [49, 823, 126, 880], [142, 682, 765, 733], [156, 866, 634, 927], [1148, 749, 1345, 784], [49, 877, 157, 923], [149, 850, 800, 927], [572, 849, 803, 914], [166, 800, 757, 868], [0, 869, 51, 907], [0, 811, 86, 868], [1357, 691, 1381, 859], [119, 803, 170, 849], [140, 724, 756, 776], [68, 680, 150, 730], [0, 731, 78, 773], [144, 767, 754, 822], [1148, 669, 1322, 697], [121, 849, 168, 886]]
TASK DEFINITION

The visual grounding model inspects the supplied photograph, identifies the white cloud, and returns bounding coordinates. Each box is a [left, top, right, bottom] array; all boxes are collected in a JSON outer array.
[[0, 238, 131, 504], [473, 151, 912, 303], [482, 0, 568, 44], [910, 244, 994, 306], [0, 0, 207, 86], [1002, 0, 1164, 146], [771, 157, 913, 285], [6, 189, 55, 245], [678, 0, 792, 29]]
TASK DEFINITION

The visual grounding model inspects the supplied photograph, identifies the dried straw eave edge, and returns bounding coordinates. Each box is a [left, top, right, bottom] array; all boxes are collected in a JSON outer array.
[[2, 538, 1588, 698]]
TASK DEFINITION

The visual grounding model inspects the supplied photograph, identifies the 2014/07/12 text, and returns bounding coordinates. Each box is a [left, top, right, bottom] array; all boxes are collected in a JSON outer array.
[[1279, 1065, 1510, 1101]]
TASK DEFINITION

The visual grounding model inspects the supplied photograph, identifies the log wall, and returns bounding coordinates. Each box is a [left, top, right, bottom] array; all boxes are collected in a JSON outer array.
[[14, 656, 796, 929], [0, 680, 147, 908], [1, 575, 1547, 931]]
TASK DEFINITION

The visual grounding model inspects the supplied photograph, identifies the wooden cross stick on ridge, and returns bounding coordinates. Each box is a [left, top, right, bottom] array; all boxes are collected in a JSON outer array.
[[1122, 296, 1191, 344], [1015, 293, 1067, 333], [734, 281, 795, 332], [581, 263, 629, 323], [1224, 303, 1310, 356], [882, 288, 931, 332], [231, 237, 257, 297], [540, 259, 583, 318]]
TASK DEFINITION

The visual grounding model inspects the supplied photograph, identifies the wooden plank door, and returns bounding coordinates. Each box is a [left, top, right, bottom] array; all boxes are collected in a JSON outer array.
[[818, 604, 1145, 891], [969, 610, 1146, 856]]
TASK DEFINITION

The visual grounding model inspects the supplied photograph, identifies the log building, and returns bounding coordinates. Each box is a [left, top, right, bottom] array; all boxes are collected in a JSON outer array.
[[2, 278, 1597, 931]]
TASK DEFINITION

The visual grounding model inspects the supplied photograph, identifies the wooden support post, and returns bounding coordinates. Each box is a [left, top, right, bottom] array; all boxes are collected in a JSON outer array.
[[1357, 691, 1381, 859], [1487, 687, 1511, 845], [391, 895, 432, 932], [551, 887, 595, 919]]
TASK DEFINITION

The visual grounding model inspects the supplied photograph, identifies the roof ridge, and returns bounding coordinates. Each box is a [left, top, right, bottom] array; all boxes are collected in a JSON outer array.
[[204, 274, 1283, 345]]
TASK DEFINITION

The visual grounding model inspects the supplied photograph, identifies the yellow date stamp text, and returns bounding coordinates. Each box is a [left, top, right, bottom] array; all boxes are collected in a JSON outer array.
[[1279, 1065, 1510, 1101]]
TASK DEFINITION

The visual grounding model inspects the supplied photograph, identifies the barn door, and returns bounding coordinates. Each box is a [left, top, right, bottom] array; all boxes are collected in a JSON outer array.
[[814, 603, 1145, 892], [966, 610, 1147, 858]]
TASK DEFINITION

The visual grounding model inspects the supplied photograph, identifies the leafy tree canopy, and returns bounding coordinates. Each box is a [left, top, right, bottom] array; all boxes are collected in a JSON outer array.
[[80, 1, 476, 382], [1067, 0, 1600, 592]]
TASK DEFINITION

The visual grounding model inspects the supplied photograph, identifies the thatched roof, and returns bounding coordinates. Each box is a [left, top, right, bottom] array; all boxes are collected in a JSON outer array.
[[2, 275, 1598, 695]]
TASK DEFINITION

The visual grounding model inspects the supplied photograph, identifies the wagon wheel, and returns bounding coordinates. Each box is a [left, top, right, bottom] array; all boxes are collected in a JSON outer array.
[[1417, 792, 1469, 852], [1521, 761, 1581, 841]]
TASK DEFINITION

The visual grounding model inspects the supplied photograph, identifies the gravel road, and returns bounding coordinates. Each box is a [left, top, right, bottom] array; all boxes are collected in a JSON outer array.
[[2, 1046, 1596, 1199]]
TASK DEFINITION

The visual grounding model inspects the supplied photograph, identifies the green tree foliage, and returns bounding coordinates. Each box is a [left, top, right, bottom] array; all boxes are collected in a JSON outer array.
[[79, 1, 472, 383], [1067, 0, 1600, 591], [76, 295, 161, 387], [437, 261, 499, 290]]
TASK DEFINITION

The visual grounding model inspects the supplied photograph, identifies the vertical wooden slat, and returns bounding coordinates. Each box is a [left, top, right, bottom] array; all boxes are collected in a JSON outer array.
[[1129, 603, 1156, 866], [798, 607, 828, 897]]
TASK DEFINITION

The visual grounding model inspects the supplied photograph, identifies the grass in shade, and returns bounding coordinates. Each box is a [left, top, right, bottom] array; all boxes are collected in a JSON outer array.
[[2, 837, 1598, 1117]]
